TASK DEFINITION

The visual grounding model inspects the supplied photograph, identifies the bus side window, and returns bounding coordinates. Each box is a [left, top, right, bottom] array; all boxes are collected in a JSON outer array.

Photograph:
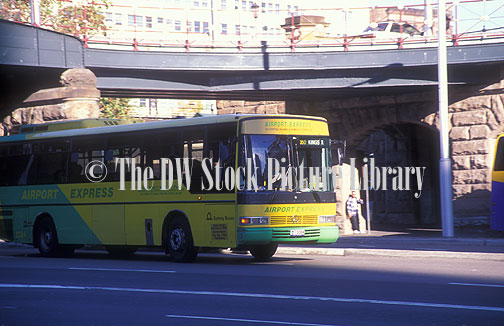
[[494, 137, 504, 171], [202, 123, 236, 193]]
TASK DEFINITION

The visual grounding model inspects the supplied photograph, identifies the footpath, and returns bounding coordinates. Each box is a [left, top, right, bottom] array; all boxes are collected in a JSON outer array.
[[2, 226, 503, 261], [278, 227, 504, 261]]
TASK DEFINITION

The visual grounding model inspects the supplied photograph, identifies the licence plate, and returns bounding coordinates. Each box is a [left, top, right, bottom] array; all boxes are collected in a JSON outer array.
[[290, 229, 305, 237]]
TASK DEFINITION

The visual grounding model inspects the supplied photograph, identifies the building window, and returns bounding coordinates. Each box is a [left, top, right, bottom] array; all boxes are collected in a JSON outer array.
[[128, 14, 134, 27], [194, 21, 201, 33], [194, 1, 199, 7], [158, 17, 163, 24], [275, 3, 279, 14], [202, 0, 208, 7], [105, 12, 113, 23], [132, 15, 143, 28], [241, 0, 246, 10], [221, 23, 228, 34], [261, 2, 266, 13], [115, 13, 122, 25], [188, 21, 192, 32], [166, 19, 173, 30], [139, 99, 147, 107], [175, 20, 181, 31], [221, 0, 227, 10], [235, 24, 240, 35], [146, 16, 152, 28], [203, 21, 209, 34]]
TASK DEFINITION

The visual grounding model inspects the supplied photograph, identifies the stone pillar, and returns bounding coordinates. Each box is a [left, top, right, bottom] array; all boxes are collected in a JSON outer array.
[[449, 91, 504, 225], [2, 68, 100, 135]]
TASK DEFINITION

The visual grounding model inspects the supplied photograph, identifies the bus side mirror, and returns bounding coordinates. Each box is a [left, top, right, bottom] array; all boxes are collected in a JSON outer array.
[[330, 139, 346, 165]]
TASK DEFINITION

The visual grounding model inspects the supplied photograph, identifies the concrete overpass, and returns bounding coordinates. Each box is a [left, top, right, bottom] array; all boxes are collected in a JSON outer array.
[[1, 18, 504, 110]]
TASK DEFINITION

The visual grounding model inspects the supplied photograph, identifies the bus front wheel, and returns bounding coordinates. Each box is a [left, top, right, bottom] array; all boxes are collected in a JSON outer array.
[[36, 217, 74, 257], [167, 217, 198, 263], [249, 243, 278, 261]]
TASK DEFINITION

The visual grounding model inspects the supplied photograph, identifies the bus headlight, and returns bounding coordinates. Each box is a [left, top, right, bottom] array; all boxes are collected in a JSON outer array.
[[318, 215, 337, 224], [239, 217, 269, 225]]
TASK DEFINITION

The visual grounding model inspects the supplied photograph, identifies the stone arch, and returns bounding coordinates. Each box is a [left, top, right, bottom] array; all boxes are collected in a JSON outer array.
[[286, 87, 504, 227], [353, 123, 441, 226]]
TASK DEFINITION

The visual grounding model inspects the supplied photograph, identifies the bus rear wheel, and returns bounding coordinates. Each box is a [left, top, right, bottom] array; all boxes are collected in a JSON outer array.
[[36, 217, 74, 257], [249, 243, 278, 261], [167, 217, 198, 263]]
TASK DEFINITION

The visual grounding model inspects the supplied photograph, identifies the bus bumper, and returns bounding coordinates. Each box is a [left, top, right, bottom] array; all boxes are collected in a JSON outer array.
[[237, 226, 339, 245]]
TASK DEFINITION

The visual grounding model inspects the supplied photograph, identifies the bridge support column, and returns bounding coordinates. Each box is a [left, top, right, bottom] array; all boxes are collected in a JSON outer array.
[[2, 69, 100, 135]]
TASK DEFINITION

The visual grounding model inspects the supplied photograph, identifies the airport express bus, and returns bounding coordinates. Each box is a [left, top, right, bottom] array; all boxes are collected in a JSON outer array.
[[0, 114, 339, 262]]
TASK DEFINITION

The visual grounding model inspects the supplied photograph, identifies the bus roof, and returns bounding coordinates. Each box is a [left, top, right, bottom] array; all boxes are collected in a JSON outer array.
[[18, 118, 131, 134], [0, 114, 327, 143]]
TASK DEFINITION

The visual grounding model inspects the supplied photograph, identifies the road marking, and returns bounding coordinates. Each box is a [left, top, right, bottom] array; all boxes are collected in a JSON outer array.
[[165, 314, 339, 326], [0, 283, 503, 312], [0, 306, 16, 309], [449, 282, 504, 288], [251, 262, 294, 266], [68, 267, 176, 273], [414, 248, 447, 251]]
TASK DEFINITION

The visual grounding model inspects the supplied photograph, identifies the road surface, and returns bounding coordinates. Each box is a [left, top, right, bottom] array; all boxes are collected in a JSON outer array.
[[0, 247, 503, 326]]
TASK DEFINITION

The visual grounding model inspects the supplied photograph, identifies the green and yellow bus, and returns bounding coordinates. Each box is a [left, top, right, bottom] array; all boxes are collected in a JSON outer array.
[[0, 114, 339, 262], [491, 133, 504, 231]]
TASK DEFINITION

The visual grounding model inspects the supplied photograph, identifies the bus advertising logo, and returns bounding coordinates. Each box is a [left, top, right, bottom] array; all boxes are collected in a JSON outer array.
[[85, 160, 108, 183]]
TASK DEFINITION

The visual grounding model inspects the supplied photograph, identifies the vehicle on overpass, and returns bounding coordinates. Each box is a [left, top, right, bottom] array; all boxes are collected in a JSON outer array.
[[358, 21, 423, 40], [0, 115, 341, 262]]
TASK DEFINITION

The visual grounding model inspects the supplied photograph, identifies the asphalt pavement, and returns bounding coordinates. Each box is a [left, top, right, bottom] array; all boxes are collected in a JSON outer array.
[[0, 247, 503, 326]]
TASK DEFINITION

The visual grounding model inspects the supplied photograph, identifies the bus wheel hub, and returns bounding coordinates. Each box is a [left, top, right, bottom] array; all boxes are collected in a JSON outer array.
[[43, 231, 52, 245], [170, 228, 185, 250]]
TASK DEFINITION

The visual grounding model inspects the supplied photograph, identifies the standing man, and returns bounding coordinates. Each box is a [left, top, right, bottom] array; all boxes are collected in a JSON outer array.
[[346, 191, 363, 234]]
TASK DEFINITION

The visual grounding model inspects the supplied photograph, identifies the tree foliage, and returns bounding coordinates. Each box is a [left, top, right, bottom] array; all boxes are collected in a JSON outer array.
[[0, 0, 109, 37], [99, 97, 134, 120]]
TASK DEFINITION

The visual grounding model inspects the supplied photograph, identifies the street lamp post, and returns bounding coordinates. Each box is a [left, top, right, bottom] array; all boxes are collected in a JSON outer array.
[[30, 0, 40, 26], [437, 0, 454, 237]]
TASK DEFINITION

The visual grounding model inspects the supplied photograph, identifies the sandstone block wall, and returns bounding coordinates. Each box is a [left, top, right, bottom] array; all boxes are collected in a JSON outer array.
[[1, 69, 100, 136], [449, 93, 504, 225]]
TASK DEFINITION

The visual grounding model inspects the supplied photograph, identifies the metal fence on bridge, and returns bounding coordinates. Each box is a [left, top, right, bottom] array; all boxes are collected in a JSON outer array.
[[1, 0, 504, 52]]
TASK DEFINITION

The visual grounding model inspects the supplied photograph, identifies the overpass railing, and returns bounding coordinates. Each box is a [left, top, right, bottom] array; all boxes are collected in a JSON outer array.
[[2, 0, 504, 52]]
